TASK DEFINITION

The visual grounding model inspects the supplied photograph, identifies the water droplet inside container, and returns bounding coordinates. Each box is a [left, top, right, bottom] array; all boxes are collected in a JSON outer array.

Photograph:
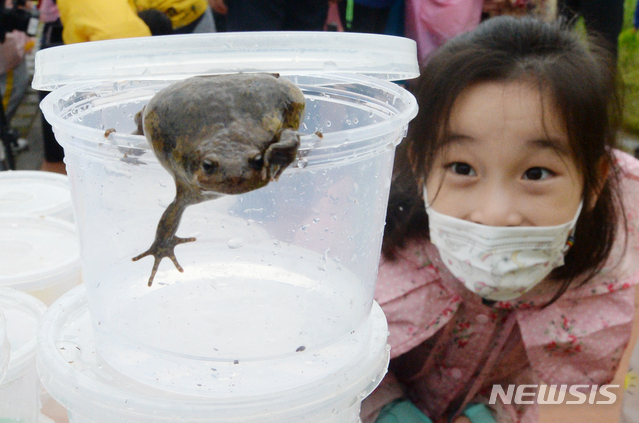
[[227, 237, 245, 249], [297, 158, 308, 168], [313, 218, 320, 224], [353, 117, 359, 124], [326, 121, 332, 127], [56, 341, 82, 363], [318, 248, 330, 271]]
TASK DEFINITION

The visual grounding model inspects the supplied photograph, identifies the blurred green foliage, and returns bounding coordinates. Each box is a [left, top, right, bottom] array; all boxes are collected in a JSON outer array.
[[619, 0, 639, 136]]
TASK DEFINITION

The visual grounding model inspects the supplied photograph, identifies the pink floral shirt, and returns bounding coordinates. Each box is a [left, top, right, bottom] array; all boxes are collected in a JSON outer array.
[[365, 150, 639, 423]]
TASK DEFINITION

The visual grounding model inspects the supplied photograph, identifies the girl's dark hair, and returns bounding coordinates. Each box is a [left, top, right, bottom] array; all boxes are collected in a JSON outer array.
[[383, 16, 626, 301]]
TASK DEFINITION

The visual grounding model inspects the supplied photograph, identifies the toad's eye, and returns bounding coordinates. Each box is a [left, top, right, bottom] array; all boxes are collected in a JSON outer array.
[[449, 162, 476, 176], [202, 159, 219, 175], [248, 154, 264, 170], [523, 167, 552, 181]]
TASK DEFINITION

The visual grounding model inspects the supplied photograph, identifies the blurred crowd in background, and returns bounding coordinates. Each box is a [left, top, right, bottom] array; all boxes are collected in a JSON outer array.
[[1, 0, 638, 172]]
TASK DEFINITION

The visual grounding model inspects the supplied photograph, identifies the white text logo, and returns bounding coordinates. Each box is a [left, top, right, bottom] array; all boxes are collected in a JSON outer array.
[[488, 384, 619, 405]]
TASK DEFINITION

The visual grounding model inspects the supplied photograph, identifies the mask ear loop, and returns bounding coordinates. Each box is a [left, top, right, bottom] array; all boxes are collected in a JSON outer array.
[[562, 234, 575, 254], [422, 186, 430, 208], [561, 200, 583, 254], [422, 184, 443, 210]]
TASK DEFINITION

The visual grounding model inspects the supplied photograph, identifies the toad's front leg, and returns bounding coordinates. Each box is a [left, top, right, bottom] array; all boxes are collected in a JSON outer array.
[[132, 195, 196, 287], [265, 129, 300, 180]]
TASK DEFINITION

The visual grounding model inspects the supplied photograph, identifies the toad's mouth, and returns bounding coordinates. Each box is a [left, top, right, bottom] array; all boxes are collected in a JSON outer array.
[[196, 172, 270, 196]]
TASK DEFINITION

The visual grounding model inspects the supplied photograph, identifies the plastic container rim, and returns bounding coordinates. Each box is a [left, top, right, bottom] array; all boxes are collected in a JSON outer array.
[[0, 170, 71, 217], [0, 216, 81, 291], [0, 288, 46, 384], [32, 31, 419, 91], [38, 72, 418, 159]]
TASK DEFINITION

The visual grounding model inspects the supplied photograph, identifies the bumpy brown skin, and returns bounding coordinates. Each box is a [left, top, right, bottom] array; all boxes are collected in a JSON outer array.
[[132, 74, 305, 286]]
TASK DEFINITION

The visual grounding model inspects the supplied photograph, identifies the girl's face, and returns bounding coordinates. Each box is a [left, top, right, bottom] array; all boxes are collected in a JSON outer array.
[[425, 81, 583, 227]]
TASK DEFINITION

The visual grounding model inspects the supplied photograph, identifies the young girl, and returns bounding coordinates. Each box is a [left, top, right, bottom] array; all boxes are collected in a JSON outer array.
[[363, 16, 639, 423]]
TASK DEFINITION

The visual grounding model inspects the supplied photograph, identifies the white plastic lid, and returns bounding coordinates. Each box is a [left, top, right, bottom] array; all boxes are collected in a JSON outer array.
[[0, 216, 81, 292], [0, 288, 46, 384], [38, 285, 389, 422], [32, 31, 419, 90], [0, 171, 72, 220], [0, 309, 8, 384]]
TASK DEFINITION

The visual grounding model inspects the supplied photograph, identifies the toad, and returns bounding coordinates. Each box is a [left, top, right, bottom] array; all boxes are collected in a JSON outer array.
[[132, 73, 305, 286]]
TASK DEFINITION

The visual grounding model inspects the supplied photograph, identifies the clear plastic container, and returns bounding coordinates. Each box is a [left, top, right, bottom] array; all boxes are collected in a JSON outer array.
[[34, 32, 418, 398], [0, 309, 8, 384], [38, 284, 389, 423], [0, 171, 73, 222], [0, 288, 47, 423], [0, 216, 81, 306]]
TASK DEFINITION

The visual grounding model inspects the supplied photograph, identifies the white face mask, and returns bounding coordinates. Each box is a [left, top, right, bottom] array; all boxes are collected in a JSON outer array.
[[424, 187, 583, 301]]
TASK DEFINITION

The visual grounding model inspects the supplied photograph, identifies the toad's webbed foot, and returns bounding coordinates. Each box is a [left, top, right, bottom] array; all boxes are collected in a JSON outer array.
[[132, 235, 196, 286]]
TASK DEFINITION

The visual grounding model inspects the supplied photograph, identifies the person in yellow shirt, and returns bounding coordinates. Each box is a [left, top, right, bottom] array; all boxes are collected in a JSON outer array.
[[132, 0, 215, 34], [57, 0, 150, 44], [57, 0, 214, 44]]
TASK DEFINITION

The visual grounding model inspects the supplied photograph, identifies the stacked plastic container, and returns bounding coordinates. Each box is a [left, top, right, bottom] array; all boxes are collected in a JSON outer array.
[[33, 32, 419, 422], [0, 288, 47, 423], [0, 169, 81, 423], [0, 171, 74, 221], [0, 171, 81, 306], [0, 309, 8, 383]]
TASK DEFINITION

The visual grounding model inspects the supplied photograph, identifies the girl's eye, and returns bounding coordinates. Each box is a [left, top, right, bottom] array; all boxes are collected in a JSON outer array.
[[449, 162, 476, 176], [523, 167, 552, 180]]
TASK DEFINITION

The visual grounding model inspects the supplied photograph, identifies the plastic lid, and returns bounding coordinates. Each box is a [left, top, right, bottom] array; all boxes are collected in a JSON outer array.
[[38, 285, 389, 422], [0, 171, 72, 219], [0, 288, 46, 384], [0, 309, 8, 384], [0, 216, 80, 291], [32, 31, 419, 90]]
